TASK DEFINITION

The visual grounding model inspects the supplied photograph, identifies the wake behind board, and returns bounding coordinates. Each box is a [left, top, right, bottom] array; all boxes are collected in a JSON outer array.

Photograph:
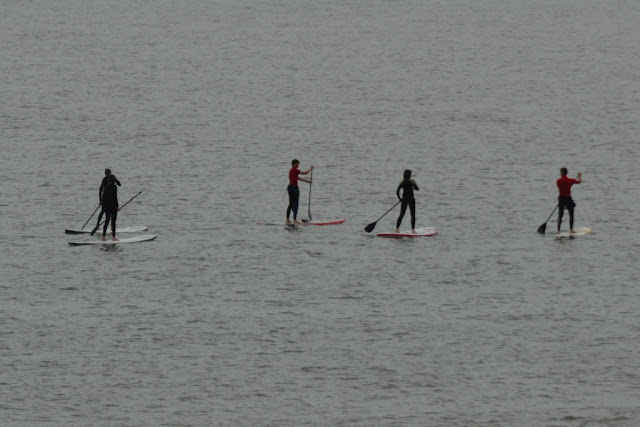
[[552, 227, 591, 238], [65, 225, 148, 234], [68, 234, 157, 246], [377, 227, 438, 238]]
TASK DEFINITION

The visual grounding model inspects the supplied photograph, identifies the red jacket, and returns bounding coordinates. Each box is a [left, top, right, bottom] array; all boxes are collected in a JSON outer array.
[[289, 167, 301, 186], [557, 176, 579, 196]]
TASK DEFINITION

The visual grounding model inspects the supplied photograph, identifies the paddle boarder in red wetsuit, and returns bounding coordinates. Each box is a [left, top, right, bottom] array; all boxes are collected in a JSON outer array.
[[286, 159, 313, 225], [556, 167, 581, 234]]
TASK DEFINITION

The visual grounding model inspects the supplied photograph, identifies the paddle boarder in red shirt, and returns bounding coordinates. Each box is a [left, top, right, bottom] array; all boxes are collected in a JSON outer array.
[[556, 167, 582, 234], [286, 159, 313, 225]]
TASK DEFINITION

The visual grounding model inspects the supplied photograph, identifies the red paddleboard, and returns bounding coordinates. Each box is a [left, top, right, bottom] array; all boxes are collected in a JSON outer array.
[[377, 227, 437, 238], [257, 219, 346, 226], [301, 219, 346, 226]]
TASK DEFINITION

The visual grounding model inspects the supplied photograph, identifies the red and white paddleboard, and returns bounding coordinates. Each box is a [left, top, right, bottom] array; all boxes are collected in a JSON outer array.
[[377, 227, 437, 238], [257, 219, 346, 226], [301, 218, 346, 226]]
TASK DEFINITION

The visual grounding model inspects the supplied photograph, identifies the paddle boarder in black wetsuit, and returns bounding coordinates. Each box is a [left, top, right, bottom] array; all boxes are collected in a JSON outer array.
[[286, 159, 313, 225], [101, 174, 120, 241], [91, 169, 121, 235], [395, 169, 419, 233]]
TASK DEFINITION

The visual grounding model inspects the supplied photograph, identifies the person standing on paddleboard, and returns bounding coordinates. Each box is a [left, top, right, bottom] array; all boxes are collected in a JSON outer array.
[[92, 168, 121, 235], [101, 174, 120, 241], [395, 169, 419, 234], [556, 167, 581, 234], [286, 159, 313, 225]]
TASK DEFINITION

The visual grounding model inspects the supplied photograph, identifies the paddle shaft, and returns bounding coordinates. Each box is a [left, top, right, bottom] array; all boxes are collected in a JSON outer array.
[[376, 200, 401, 222], [537, 205, 558, 234], [81, 205, 101, 229], [364, 200, 401, 232], [117, 190, 142, 211], [544, 205, 558, 223], [92, 191, 142, 232], [307, 170, 312, 220]]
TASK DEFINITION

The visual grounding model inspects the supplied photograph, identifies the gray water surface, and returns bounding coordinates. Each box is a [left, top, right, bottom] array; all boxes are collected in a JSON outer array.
[[1, 0, 639, 425]]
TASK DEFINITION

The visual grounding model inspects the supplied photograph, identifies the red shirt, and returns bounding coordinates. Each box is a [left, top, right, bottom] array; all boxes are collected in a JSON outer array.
[[289, 167, 301, 186], [557, 176, 579, 196]]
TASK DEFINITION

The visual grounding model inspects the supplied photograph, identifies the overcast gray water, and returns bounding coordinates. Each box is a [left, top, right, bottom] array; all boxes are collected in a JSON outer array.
[[1, 0, 639, 425]]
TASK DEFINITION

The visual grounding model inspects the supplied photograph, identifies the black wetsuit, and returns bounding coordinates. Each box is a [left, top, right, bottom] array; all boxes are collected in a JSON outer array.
[[286, 185, 300, 220], [101, 183, 118, 237], [557, 196, 576, 231], [396, 179, 419, 229], [95, 175, 121, 228]]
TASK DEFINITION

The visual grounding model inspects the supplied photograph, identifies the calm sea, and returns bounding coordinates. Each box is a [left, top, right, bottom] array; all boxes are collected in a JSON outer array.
[[1, 0, 639, 425]]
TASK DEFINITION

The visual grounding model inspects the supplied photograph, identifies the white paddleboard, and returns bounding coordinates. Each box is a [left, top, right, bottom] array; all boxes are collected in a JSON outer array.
[[68, 234, 157, 246], [553, 227, 591, 237], [377, 227, 438, 238], [65, 225, 148, 234]]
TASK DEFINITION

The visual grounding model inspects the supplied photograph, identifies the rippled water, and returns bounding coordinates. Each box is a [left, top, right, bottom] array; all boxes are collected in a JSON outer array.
[[2, 0, 639, 425]]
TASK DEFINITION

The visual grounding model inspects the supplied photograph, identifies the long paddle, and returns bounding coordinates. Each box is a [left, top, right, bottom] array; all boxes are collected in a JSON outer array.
[[364, 200, 401, 233], [307, 170, 313, 221], [537, 205, 558, 234], [90, 191, 142, 235], [81, 205, 101, 230]]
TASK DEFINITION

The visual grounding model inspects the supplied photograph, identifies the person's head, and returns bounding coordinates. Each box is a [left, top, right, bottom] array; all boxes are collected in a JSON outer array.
[[107, 174, 117, 184], [291, 159, 299, 167], [560, 167, 568, 176], [105, 168, 112, 176], [403, 169, 412, 181]]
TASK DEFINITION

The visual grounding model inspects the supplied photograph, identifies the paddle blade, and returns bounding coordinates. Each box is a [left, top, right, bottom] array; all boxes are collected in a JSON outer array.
[[364, 222, 377, 233], [537, 222, 547, 234]]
